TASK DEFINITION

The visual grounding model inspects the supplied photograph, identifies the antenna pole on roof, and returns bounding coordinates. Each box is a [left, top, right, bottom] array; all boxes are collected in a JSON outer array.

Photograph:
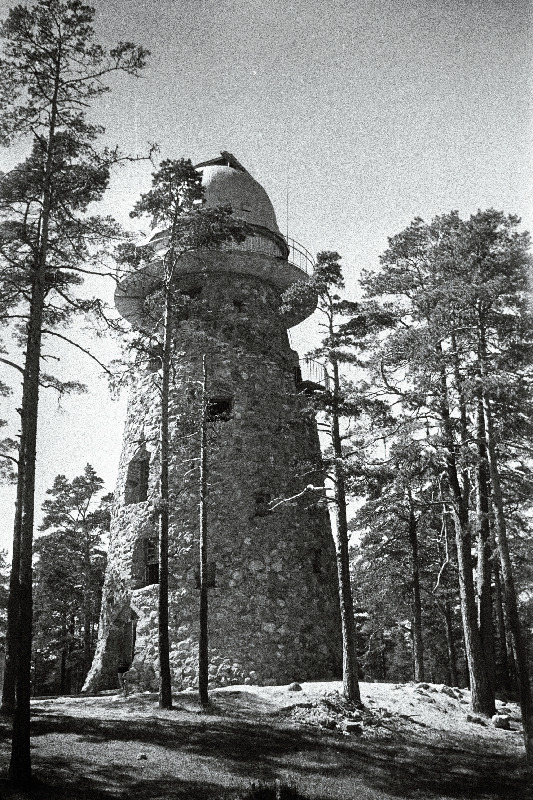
[[286, 161, 289, 243]]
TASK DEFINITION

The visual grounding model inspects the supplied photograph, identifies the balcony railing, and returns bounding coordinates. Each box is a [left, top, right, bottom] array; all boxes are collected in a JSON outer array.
[[299, 356, 330, 390], [286, 237, 315, 275], [143, 229, 315, 275]]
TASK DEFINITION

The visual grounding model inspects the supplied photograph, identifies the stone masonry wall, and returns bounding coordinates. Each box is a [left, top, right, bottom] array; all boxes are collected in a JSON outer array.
[[84, 270, 342, 692]]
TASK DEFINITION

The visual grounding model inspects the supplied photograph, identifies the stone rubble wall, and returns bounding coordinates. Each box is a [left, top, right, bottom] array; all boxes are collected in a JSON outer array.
[[84, 271, 342, 693]]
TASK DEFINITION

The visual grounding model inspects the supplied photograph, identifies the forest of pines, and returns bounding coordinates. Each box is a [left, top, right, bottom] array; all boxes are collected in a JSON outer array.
[[0, 0, 531, 793]]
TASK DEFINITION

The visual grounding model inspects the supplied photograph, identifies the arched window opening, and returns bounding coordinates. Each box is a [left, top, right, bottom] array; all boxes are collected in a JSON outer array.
[[125, 452, 150, 505], [254, 491, 271, 517]]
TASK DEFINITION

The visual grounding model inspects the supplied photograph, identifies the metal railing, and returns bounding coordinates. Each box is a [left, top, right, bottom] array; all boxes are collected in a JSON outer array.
[[142, 228, 315, 275], [285, 237, 315, 275], [300, 356, 329, 390]]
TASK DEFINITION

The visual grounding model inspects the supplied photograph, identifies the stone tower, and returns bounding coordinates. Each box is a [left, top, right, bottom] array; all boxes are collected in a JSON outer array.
[[84, 152, 341, 692]]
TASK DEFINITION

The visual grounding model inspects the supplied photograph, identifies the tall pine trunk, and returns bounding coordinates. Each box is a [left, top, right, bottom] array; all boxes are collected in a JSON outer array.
[[407, 491, 424, 682], [198, 355, 209, 708], [1, 464, 24, 714], [158, 277, 173, 710], [8, 108, 62, 789], [437, 350, 494, 715], [483, 394, 533, 762], [442, 599, 459, 687], [475, 398, 495, 693], [9, 271, 46, 787], [82, 525, 93, 678], [330, 356, 361, 704], [477, 310, 532, 760], [493, 558, 513, 697]]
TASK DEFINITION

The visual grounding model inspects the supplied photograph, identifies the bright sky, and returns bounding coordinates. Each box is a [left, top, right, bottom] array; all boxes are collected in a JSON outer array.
[[0, 0, 532, 552]]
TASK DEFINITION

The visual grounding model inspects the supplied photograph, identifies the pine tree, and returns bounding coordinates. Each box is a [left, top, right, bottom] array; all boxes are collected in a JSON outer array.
[[33, 465, 110, 694], [357, 210, 532, 757], [283, 252, 364, 704], [0, 0, 148, 786]]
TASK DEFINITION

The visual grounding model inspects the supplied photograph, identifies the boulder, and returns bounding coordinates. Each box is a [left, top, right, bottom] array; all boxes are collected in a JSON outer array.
[[440, 685, 459, 699], [344, 721, 363, 734], [287, 682, 302, 692], [466, 714, 486, 726], [492, 714, 511, 730]]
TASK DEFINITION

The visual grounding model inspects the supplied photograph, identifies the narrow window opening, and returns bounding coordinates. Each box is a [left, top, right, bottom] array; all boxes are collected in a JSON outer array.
[[180, 285, 202, 300], [144, 538, 159, 585], [125, 453, 150, 505], [312, 548, 322, 575], [254, 492, 271, 517], [206, 397, 233, 421]]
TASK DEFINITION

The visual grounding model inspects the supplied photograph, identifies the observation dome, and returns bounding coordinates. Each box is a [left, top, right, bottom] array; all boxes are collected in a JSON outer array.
[[114, 152, 316, 328], [196, 152, 281, 236]]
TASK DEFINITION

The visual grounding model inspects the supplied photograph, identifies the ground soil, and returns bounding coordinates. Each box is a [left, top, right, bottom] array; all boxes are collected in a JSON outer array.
[[0, 681, 529, 799]]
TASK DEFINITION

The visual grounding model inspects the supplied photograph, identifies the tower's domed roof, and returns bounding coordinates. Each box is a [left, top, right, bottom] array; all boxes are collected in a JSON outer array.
[[196, 152, 280, 235]]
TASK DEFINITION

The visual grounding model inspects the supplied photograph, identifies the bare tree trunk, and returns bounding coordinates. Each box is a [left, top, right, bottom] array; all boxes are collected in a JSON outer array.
[[407, 491, 424, 682], [437, 351, 494, 715], [9, 274, 45, 787], [475, 399, 495, 693], [7, 49, 65, 788], [158, 279, 172, 710], [483, 395, 533, 763], [198, 355, 209, 709], [1, 477, 23, 715], [493, 558, 513, 697], [82, 526, 92, 679], [330, 356, 361, 705], [442, 599, 459, 687]]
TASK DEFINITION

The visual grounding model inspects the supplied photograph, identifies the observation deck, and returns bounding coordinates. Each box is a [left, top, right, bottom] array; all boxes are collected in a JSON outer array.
[[114, 152, 317, 329]]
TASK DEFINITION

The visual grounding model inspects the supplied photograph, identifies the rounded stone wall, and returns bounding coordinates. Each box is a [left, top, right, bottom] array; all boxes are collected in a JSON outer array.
[[84, 269, 342, 693]]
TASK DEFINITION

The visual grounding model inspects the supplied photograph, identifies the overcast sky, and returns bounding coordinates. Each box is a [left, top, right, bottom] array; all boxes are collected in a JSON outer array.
[[0, 0, 532, 551]]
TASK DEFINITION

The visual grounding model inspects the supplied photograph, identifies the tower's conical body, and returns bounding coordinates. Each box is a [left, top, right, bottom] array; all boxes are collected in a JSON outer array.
[[84, 154, 341, 691]]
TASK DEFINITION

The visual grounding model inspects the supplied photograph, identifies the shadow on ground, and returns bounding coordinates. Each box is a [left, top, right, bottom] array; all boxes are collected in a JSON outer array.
[[0, 705, 529, 800]]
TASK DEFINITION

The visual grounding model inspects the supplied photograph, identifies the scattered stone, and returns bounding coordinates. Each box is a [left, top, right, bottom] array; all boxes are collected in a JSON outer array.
[[498, 706, 512, 715], [379, 708, 392, 718], [321, 717, 337, 730], [466, 714, 486, 726], [344, 721, 363, 734], [492, 714, 511, 730], [349, 711, 363, 722], [415, 682, 431, 690], [440, 685, 459, 699], [137, 753, 148, 760], [287, 682, 302, 692]]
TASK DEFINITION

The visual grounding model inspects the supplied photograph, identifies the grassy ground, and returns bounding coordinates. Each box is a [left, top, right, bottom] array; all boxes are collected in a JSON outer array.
[[0, 681, 529, 800]]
